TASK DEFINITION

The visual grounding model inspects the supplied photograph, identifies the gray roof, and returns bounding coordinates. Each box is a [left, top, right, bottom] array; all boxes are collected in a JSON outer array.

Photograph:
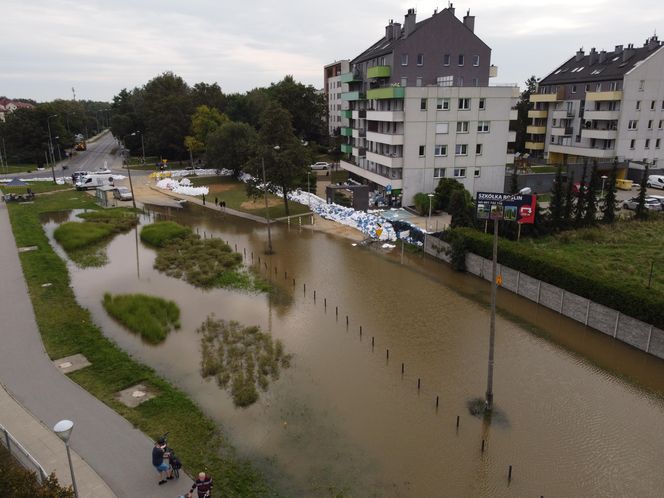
[[540, 40, 662, 85]]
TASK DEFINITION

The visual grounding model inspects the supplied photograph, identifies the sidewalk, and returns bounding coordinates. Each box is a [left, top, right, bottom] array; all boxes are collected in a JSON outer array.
[[0, 200, 180, 498]]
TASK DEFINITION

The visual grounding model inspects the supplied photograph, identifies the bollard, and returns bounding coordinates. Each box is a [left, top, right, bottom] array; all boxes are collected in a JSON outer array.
[[304, 283, 306, 293], [456, 415, 460, 429], [324, 298, 327, 308], [436, 396, 439, 409], [346, 315, 349, 327], [314, 290, 316, 301], [386, 349, 389, 360], [335, 306, 338, 317], [481, 440, 485, 453], [417, 378, 421, 390], [371, 336, 375, 348], [401, 363, 404, 375], [359, 325, 362, 335], [508, 465, 512, 482]]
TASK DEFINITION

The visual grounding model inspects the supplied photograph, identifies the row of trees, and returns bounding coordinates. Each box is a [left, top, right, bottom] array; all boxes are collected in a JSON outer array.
[[0, 99, 109, 165]]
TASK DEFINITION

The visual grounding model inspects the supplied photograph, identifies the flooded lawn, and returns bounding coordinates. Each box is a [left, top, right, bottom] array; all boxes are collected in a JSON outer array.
[[43, 205, 664, 497]]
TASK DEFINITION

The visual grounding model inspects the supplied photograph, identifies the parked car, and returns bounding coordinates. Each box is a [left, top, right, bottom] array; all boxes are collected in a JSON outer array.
[[113, 187, 133, 201], [310, 161, 330, 170], [622, 196, 663, 211], [647, 175, 664, 189], [646, 195, 664, 208]]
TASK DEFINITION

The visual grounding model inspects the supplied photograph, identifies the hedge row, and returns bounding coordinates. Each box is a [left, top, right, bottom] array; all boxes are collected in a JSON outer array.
[[450, 228, 664, 330]]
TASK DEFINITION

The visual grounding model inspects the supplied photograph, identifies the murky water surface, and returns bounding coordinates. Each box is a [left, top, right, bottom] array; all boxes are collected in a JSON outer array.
[[44, 206, 664, 497]]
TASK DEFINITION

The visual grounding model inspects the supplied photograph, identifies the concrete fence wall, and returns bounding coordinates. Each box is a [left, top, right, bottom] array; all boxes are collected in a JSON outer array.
[[424, 236, 664, 360]]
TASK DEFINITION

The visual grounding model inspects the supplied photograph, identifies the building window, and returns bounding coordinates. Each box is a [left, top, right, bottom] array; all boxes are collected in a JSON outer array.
[[645, 138, 650, 149], [648, 120, 653, 129], [420, 98, 427, 110], [401, 54, 409, 66], [458, 98, 470, 110], [659, 120, 663, 129], [434, 168, 445, 178], [458, 54, 465, 66], [434, 144, 448, 156], [628, 120, 638, 130], [630, 139, 636, 149], [416, 77, 423, 87], [419, 145, 426, 157], [476, 144, 483, 155], [436, 98, 450, 110], [636, 101, 641, 110], [443, 54, 450, 66], [455, 144, 468, 156], [417, 53, 424, 66], [472, 78, 479, 87], [456, 121, 469, 133], [401, 77, 408, 87], [572, 85, 577, 93], [609, 81, 618, 91], [453, 167, 467, 177], [474, 168, 481, 178], [595, 83, 601, 91], [652, 100, 656, 110], [437, 76, 453, 87], [479, 98, 486, 110], [477, 121, 490, 133], [639, 80, 645, 91], [458, 76, 464, 86], [585, 84, 590, 92], [473, 55, 480, 66], [656, 138, 661, 149], [435, 122, 449, 134]]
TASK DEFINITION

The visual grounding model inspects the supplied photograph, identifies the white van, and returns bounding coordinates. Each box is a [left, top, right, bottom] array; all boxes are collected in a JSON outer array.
[[647, 175, 664, 189], [75, 173, 115, 190]]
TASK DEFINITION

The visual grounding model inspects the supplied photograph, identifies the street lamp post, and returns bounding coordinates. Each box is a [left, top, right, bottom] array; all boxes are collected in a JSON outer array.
[[427, 193, 434, 231], [307, 171, 311, 207], [47, 114, 58, 182], [262, 154, 273, 254], [53, 420, 79, 498], [122, 133, 138, 209], [600, 175, 608, 198]]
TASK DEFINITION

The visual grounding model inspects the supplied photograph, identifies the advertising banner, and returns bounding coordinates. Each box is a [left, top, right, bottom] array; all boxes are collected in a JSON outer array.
[[475, 192, 537, 224]]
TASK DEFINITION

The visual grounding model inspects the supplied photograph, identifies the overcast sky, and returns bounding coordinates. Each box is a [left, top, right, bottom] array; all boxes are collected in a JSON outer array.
[[2, 0, 662, 103]]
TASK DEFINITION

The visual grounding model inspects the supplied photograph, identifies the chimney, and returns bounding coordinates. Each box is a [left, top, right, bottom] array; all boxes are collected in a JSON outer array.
[[448, 2, 455, 16], [614, 44, 623, 53], [648, 35, 660, 50], [385, 20, 393, 41], [623, 43, 635, 62], [598, 50, 607, 63], [393, 22, 401, 40], [463, 9, 475, 32], [588, 47, 598, 65], [575, 47, 585, 62], [404, 8, 416, 37]]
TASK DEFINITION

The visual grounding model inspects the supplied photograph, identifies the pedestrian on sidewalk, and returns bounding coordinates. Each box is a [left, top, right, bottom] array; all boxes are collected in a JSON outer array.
[[152, 438, 173, 485], [187, 471, 213, 497], [214, 197, 218, 207], [202, 194, 206, 206]]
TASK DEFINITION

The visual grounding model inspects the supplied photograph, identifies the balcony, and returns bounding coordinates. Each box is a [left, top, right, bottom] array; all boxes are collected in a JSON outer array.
[[367, 66, 391, 79], [366, 110, 405, 122], [340, 127, 353, 137], [585, 90, 623, 101], [352, 147, 366, 157], [550, 126, 574, 136], [526, 125, 547, 134], [508, 130, 516, 142], [340, 72, 362, 84], [548, 143, 616, 159], [352, 109, 367, 119], [509, 109, 518, 121], [341, 110, 353, 119], [367, 87, 405, 100], [530, 89, 564, 103], [340, 160, 403, 188], [341, 91, 365, 101], [552, 109, 575, 119], [340, 143, 353, 153], [366, 131, 404, 145], [584, 110, 620, 121], [352, 128, 366, 138], [528, 110, 548, 118], [366, 150, 404, 168], [525, 141, 545, 151], [581, 129, 618, 140]]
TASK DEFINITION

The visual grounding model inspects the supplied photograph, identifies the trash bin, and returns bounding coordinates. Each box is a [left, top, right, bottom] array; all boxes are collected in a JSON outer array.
[[616, 179, 633, 190]]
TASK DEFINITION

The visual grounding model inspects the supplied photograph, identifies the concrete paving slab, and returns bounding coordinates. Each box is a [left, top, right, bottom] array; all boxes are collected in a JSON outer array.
[[115, 383, 157, 408], [52, 354, 92, 375]]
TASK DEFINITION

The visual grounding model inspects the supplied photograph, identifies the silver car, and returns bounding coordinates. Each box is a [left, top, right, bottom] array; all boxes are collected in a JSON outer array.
[[622, 196, 662, 211], [113, 187, 133, 201]]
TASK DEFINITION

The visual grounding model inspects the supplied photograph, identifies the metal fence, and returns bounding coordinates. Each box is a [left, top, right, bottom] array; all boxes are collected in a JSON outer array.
[[0, 423, 48, 484]]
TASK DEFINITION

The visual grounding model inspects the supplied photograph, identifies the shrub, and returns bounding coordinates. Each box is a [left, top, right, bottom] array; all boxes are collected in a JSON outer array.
[[413, 192, 432, 216], [0, 444, 74, 497], [140, 221, 192, 247]]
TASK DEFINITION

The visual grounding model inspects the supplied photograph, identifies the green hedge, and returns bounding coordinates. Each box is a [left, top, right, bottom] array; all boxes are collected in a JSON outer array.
[[451, 228, 664, 329]]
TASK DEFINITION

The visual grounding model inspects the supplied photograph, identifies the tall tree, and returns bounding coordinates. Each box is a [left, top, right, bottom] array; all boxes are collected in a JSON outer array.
[[268, 76, 326, 142], [635, 163, 650, 220], [563, 173, 574, 228], [448, 189, 475, 228], [192, 82, 226, 111], [583, 160, 599, 225], [206, 121, 257, 176], [515, 76, 539, 153], [574, 162, 588, 227], [549, 164, 565, 230], [434, 178, 466, 211], [184, 105, 229, 157], [602, 159, 618, 223]]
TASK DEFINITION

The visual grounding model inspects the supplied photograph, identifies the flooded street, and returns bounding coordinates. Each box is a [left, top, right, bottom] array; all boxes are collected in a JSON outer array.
[[45, 205, 664, 497]]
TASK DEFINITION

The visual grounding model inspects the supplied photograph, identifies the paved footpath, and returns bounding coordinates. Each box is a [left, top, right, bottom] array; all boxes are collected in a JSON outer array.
[[0, 201, 182, 497]]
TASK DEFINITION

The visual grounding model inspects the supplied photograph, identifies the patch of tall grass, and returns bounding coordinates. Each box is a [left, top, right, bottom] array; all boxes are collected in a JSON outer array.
[[140, 221, 192, 247], [102, 293, 180, 344]]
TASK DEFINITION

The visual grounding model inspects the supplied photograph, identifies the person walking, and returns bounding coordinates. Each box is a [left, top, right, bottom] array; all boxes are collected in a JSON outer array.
[[152, 438, 173, 485], [214, 197, 218, 207], [187, 471, 213, 497]]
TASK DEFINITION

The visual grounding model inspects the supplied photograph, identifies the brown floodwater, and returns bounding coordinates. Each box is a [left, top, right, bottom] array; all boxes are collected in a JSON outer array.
[[44, 205, 664, 497]]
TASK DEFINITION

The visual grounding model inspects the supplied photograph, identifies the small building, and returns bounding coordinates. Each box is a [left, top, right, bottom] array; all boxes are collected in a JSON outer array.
[[95, 186, 115, 207]]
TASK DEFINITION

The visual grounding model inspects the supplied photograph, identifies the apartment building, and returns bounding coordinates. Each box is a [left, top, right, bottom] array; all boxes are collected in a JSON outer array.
[[337, 6, 518, 205], [324, 60, 350, 136], [527, 36, 664, 176]]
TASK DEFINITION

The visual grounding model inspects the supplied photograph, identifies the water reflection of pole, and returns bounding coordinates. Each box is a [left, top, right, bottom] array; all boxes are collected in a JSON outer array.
[[134, 225, 140, 279]]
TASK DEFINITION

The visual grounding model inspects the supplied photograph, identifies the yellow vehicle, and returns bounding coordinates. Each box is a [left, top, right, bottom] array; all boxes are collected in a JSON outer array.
[[74, 141, 87, 151]]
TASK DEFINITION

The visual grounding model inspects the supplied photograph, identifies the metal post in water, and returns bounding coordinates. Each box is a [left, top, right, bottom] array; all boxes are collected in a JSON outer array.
[[485, 219, 499, 411], [508, 465, 512, 482], [386, 349, 389, 360], [481, 439, 485, 452], [456, 415, 460, 428], [313, 290, 316, 301], [436, 396, 439, 409], [304, 283, 306, 293], [401, 363, 404, 375]]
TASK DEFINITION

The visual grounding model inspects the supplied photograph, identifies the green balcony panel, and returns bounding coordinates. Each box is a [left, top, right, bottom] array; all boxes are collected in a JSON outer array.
[[367, 66, 391, 79], [340, 127, 353, 137], [341, 110, 353, 118], [341, 91, 365, 101], [340, 144, 353, 153], [340, 72, 362, 84], [367, 87, 405, 99]]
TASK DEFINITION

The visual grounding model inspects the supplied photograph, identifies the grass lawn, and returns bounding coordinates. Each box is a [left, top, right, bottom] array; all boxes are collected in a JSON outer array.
[[190, 176, 310, 219], [140, 221, 192, 247], [103, 293, 180, 344], [1, 164, 40, 174], [330, 170, 349, 183], [6, 191, 272, 496], [2, 181, 72, 194]]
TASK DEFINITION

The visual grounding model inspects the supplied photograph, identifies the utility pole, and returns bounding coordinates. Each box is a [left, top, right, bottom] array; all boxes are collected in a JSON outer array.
[[485, 217, 499, 411], [262, 155, 273, 254]]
